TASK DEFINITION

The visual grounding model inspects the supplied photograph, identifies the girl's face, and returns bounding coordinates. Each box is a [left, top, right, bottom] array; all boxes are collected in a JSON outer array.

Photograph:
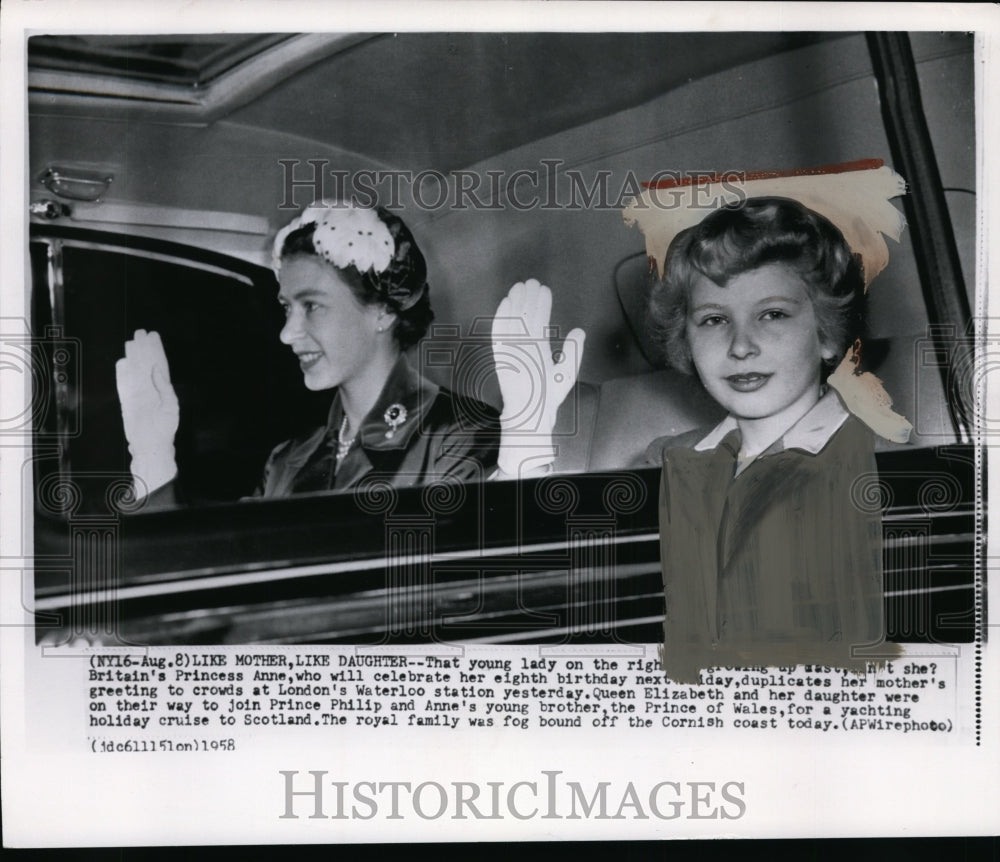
[[277, 254, 384, 391], [685, 263, 836, 427]]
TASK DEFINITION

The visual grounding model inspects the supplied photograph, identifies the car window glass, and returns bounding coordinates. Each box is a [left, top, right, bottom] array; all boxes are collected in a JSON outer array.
[[34, 237, 329, 513]]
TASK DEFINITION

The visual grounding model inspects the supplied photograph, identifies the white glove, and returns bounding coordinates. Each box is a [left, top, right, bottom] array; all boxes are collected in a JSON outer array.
[[115, 330, 179, 498], [491, 279, 585, 477]]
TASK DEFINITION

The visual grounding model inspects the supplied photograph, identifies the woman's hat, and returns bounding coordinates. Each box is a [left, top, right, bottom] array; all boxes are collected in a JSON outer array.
[[273, 201, 428, 311]]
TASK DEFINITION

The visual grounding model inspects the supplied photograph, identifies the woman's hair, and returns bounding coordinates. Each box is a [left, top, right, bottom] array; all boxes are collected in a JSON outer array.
[[278, 207, 434, 350], [648, 196, 866, 378]]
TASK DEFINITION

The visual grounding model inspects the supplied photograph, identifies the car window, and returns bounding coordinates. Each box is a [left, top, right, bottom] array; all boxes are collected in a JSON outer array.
[[31, 232, 330, 512]]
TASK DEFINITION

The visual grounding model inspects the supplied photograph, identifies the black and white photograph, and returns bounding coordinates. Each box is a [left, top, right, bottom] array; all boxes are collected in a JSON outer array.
[[2, 0, 998, 846]]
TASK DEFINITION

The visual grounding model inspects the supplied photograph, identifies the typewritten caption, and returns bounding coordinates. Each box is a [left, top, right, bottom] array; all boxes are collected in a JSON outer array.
[[82, 649, 955, 752]]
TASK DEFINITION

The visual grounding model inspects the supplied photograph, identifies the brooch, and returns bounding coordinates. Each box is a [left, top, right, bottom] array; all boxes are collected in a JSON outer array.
[[383, 403, 407, 439]]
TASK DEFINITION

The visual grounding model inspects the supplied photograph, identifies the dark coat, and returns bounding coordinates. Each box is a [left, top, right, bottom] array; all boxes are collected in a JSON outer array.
[[646, 392, 891, 681], [257, 355, 500, 495]]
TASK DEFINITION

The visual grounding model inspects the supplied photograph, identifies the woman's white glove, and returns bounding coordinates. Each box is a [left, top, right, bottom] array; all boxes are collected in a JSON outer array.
[[491, 279, 585, 478], [115, 330, 179, 498]]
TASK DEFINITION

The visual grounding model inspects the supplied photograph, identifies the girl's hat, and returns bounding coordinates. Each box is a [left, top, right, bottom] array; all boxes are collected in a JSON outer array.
[[623, 158, 907, 287]]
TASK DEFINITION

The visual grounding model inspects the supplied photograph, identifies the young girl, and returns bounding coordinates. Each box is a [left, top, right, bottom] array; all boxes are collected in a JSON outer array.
[[643, 196, 893, 681], [494, 188, 904, 682]]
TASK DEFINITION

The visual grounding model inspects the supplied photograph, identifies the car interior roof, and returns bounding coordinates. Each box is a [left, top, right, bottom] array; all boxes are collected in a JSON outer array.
[[30, 32, 850, 171]]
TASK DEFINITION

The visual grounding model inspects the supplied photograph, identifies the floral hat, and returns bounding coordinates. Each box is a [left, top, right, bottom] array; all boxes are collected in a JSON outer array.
[[272, 201, 428, 311]]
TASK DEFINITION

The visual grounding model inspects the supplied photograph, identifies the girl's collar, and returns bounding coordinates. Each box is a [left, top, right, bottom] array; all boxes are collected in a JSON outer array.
[[693, 388, 849, 456]]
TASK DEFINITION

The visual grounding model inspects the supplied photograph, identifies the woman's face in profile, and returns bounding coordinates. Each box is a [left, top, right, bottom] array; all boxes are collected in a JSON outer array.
[[277, 254, 384, 391], [685, 263, 830, 426]]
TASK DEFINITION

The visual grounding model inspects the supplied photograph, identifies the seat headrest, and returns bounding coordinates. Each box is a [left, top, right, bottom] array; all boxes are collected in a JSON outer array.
[[614, 251, 666, 369]]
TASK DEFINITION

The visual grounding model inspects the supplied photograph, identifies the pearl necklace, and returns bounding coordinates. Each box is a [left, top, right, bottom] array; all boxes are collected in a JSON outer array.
[[336, 415, 356, 463]]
